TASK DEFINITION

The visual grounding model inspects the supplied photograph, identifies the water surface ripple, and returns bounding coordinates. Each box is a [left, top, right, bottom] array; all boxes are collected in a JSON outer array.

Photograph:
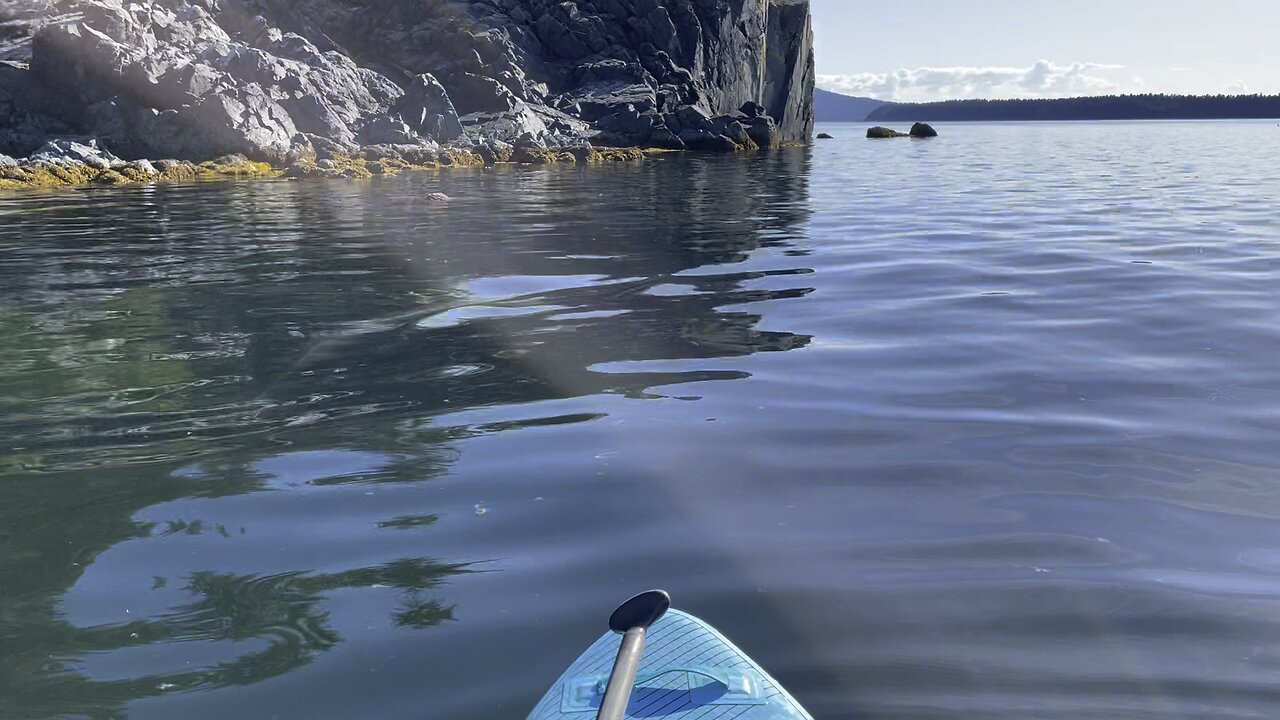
[[2, 120, 1280, 719]]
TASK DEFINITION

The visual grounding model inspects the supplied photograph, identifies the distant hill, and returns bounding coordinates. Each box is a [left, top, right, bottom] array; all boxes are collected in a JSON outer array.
[[867, 94, 1280, 122], [815, 89, 885, 122]]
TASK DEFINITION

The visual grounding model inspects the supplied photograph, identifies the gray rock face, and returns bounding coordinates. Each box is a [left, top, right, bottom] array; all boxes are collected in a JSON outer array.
[[1, 0, 814, 162], [395, 74, 463, 142], [763, 0, 816, 143]]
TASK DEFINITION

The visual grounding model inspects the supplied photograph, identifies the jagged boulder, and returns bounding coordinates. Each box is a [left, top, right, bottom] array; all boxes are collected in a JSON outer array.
[[711, 115, 756, 149], [395, 73, 463, 142], [744, 116, 780, 149], [30, 137, 122, 168]]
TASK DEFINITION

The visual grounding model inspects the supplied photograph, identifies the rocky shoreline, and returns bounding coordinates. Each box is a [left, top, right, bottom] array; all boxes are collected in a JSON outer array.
[[0, 0, 814, 190], [0, 136, 649, 190]]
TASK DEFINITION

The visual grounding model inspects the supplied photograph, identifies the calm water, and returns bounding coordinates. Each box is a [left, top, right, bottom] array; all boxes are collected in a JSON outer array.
[[3, 120, 1280, 720]]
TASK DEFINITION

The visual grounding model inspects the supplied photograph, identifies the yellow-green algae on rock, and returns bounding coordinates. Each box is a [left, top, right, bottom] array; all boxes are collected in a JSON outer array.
[[0, 146, 650, 190], [511, 146, 646, 164], [0, 155, 279, 190]]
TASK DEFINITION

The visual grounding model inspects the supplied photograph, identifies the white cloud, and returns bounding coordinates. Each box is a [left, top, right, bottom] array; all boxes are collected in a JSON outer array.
[[1223, 80, 1251, 95], [818, 60, 1128, 102]]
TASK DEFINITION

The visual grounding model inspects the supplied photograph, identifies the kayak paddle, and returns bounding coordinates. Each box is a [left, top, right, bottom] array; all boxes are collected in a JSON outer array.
[[596, 589, 671, 720]]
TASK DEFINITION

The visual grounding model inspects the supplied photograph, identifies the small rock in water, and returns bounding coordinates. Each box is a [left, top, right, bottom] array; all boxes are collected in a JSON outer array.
[[866, 126, 907, 139], [909, 122, 939, 138], [426, 192, 450, 202], [816, 133, 834, 140]]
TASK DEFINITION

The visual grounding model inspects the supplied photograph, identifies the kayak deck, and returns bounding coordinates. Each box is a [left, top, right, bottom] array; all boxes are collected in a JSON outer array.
[[529, 608, 813, 720]]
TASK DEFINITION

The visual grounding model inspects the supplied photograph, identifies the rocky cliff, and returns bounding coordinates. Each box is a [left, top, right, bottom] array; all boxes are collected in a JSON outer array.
[[0, 0, 814, 169]]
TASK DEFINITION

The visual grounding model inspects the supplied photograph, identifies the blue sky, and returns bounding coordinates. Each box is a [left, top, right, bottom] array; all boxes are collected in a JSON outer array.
[[810, 0, 1280, 101]]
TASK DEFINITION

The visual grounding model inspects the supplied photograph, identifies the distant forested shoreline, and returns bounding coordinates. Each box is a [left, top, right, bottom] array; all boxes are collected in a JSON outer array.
[[866, 94, 1280, 122]]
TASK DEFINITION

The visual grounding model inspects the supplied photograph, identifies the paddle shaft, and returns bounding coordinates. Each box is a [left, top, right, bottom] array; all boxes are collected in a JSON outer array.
[[596, 627, 646, 720]]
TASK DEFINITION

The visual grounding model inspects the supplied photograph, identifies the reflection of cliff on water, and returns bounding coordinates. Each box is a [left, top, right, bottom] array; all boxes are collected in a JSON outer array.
[[0, 149, 813, 718], [269, 149, 816, 420], [1, 150, 814, 468]]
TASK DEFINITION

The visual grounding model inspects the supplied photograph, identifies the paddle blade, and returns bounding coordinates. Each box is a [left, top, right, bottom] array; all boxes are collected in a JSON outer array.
[[608, 589, 671, 633]]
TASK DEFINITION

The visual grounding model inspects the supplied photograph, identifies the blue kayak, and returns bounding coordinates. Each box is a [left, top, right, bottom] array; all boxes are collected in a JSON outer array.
[[528, 605, 813, 720]]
